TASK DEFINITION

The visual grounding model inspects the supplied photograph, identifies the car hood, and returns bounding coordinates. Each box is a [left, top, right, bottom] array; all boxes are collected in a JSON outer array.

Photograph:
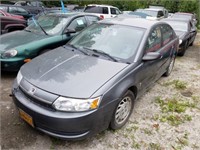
[[21, 47, 128, 98], [175, 30, 187, 39], [0, 30, 46, 52]]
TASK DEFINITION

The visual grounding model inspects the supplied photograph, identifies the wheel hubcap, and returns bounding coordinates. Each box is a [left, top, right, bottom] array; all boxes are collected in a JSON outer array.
[[115, 96, 132, 125]]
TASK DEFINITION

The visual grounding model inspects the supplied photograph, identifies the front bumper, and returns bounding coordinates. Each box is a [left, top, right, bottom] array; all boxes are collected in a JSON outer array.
[[12, 80, 113, 140], [1, 59, 24, 71]]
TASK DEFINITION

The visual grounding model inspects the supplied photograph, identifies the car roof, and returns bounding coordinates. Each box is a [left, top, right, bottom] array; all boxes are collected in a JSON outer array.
[[144, 8, 163, 11], [163, 18, 190, 23], [174, 12, 194, 16], [99, 17, 159, 29], [44, 12, 99, 18]]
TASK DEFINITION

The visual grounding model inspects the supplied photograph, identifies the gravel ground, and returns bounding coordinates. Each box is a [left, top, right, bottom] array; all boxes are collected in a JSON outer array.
[[0, 33, 200, 150]]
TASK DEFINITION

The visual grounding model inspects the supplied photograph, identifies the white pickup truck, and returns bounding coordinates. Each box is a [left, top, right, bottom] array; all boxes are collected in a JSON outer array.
[[84, 4, 122, 19]]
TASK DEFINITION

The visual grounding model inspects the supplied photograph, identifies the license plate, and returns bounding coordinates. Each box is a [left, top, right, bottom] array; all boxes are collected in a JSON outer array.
[[19, 109, 34, 127]]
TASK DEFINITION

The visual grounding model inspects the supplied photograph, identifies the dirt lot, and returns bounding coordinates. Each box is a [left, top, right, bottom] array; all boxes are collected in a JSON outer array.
[[0, 33, 200, 150]]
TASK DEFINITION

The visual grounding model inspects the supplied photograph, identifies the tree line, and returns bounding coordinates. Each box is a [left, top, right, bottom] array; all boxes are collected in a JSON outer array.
[[44, 0, 199, 26]]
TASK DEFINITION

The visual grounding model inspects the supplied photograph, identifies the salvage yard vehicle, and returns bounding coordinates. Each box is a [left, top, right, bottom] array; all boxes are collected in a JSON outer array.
[[0, 10, 24, 19], [171, 12, 198, 26], [0, 15, 26, 34], [84, 4, 122, 19], [12, 17, 179, 140], [0, 4, 33, 19], [163, 18, 197, 56], [0, 12, 100, 71]]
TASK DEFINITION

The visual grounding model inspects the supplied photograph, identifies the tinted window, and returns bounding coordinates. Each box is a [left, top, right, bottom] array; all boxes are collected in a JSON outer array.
[[0, 12, 4, 16], [145, 26, 162, 52], [157, 11, 164, 17], [0, 6, 7, 11], [84, 6, 108, 14], [161, 24, 174, 46], [68, 17, 87, 32], [9, 7, 27, 13], [111, 8, 117, 14], [86, 16, 100, 25]]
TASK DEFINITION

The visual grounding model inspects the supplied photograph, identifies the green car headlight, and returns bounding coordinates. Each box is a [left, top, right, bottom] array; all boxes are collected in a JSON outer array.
[[52, 96, 101, 112], [1, 49, 18, 58]]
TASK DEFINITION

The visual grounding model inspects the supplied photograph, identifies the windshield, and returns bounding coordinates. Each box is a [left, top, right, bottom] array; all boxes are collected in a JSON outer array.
[[69, 23, 145, 60], [166, 21, 188, 32], [136, 10, 157, 17], [26, 15, 69, 35]]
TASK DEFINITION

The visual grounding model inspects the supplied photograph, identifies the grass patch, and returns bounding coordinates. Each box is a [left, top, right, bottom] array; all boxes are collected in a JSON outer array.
[[149, 143, 162, 150], [162, 80, 187, 90], [160, 114, 192, 126], [155, 97, 195, 113], [154, 97, 194, 126]]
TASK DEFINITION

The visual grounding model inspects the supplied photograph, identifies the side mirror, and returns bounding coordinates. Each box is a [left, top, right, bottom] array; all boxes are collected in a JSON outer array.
[[64, 29, 76, 35], [142, 52, 162, 61]]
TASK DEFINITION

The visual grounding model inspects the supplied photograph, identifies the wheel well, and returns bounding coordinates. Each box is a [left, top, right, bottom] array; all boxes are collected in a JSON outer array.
[[128, 86, 138, 98]]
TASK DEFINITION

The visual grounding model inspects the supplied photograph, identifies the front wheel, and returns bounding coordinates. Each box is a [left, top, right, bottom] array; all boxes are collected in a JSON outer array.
[[110, 90, 135, 130]]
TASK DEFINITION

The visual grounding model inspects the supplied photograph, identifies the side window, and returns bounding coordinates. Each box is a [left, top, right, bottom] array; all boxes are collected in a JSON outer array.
[[0, 6, 7, 11], [110, 8, 116, 15], [9, 7, 18, 13], [145, 26, 162, 52], [86, 16, 100, 25], [161, 24, 174, 46], [102, 7, 108, 14], [67, 17, 87, 32], [17, 7, 28, 13], [157, 11, 164, 18]]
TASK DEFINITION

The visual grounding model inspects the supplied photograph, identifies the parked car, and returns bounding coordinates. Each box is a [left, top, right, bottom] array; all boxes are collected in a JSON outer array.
[[119, 11, 150, 18], [0, 16, 27, 34], [163, 18, 197, 56], [171, 12, 198, 26], [135, 6, 168, 20], [0, 12, 101, 71], [0, 4, 33, 19], [84, 4, 122, 19], [0, 10, 24, 19], [14, 1, 46, 15], [12, 17, 179, 140]]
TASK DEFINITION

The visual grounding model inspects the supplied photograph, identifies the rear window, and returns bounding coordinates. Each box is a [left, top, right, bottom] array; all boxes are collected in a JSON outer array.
[[84, 6, 108, 14]]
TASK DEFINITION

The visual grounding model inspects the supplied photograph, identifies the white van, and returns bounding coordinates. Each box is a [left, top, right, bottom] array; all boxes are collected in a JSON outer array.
[[84, 4, 122, 19]]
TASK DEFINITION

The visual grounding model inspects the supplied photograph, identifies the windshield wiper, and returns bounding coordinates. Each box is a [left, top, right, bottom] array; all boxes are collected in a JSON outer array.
[[90, 48, 118, 62], [67, 44, 89, 56], [32, 17, 48, 35]]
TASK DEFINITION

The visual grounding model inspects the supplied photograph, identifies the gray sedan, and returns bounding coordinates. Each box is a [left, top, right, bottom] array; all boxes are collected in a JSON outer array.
[[12, 17, 179, 140]]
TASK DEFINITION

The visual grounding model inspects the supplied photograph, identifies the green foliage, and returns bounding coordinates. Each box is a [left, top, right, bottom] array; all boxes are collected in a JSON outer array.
[[44, 0, 200, 26]]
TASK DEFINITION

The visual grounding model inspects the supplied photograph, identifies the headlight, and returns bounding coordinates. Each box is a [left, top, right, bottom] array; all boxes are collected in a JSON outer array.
[[52, 97, 101, 112], [16, 71, 23, 85], [179, 39, 182, 45], [1, 49, 18, 58]]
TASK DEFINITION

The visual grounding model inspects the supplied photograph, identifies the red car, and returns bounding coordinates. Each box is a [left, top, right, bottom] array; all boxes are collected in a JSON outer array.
[[0, 15, 27, 34], [0, 10, 24, 20]]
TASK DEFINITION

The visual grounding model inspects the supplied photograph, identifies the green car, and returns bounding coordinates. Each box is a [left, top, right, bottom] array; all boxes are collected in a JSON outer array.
[[0, 12, 100, 71]]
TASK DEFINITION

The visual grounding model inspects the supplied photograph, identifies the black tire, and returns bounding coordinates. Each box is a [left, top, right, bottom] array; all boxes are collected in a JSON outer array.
[[178, 41, 188, 56], [189, 40, 194, 46], [163, 54, 176, 77], [110, 90, 135, 130]]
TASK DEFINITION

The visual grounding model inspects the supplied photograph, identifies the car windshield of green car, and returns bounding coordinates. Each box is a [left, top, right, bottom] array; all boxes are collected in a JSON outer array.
[[26, 15, 69, 35], [69, 23, 145, 60]]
